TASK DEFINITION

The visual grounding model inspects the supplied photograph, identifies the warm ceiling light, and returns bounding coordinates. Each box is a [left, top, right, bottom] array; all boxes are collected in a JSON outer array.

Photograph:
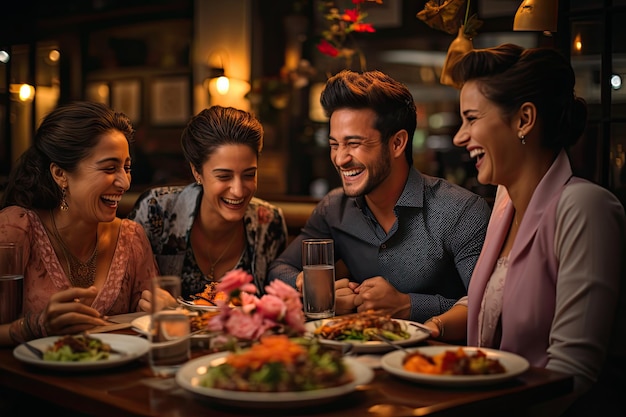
[[513, 0, 559, 33]]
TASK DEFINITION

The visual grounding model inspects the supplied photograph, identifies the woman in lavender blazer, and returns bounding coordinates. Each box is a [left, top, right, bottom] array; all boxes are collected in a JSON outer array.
[[422, 44, 625, 416]]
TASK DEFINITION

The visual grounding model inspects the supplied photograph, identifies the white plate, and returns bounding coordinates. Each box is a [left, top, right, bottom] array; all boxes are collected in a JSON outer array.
[[304, 318, 430, 354], [176, 296, 219, 312], [175, 352, 374, 409], [13, 334, 150, 371], [381, 345, 530, 387], [131, 314, 212, 340]]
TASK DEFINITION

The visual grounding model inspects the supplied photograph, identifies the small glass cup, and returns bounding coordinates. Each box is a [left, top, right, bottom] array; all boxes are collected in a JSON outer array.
[[148, 275, 190, 377], [301, 239, 336, 319], [0, 243, 23, 325]]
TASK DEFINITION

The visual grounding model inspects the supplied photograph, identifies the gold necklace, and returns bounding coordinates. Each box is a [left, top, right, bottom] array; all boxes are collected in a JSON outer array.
[[205, 230, 238, 281], [50, 210, 98, 288]]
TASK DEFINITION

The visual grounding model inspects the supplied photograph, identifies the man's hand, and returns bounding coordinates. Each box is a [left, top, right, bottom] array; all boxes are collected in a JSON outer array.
[[335, 278, 357, 315], [353, 276, 411, 319]]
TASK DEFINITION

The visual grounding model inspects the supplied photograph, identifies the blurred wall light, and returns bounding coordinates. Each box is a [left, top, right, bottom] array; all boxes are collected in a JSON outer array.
[[9, 83, 35, 102], [0, 50, 9, 63], [47, 49, 60, 64], [573, 33, 582, 53], [205, 51, 249, 97], [513, 0, 558, 33]]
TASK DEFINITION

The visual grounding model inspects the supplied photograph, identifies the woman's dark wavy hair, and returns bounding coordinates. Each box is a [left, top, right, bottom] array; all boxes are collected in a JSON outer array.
[[181, 105, 263, 173], [1, 101, 134, 210], [450, 43, 587, 151], [320, 70, 417, 166]]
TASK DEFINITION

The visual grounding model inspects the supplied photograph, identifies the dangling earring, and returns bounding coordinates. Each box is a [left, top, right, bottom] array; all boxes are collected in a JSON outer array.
[[518, 132, 526, 145], [60, 187, 69, 211]]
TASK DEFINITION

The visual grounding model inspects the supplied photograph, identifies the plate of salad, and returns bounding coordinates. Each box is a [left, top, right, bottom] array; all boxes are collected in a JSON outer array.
[[304, 311, 431, 353], [176, 335, 374, 408], [13, 334, 150, 371]]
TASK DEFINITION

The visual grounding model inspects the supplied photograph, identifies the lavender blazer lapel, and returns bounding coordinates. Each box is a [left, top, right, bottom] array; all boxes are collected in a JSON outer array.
[[467, 186, 514, 345], [509, 151, 574, 262]]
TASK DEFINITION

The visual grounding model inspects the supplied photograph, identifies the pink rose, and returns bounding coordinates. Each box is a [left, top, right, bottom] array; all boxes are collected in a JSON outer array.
[[240, 292, 259, 314], [256, 294, 287, 321], [265, 279, 299, 300], [284, 306, 306, 333], [254, 318, 280, 340], [217, 269, 255, 293], [206, 310, 227, 332], [224, 308, 264, 340]]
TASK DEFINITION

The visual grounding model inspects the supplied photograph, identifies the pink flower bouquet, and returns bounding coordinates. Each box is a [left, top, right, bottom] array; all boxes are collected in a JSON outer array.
[[206, 269, 306, 347]]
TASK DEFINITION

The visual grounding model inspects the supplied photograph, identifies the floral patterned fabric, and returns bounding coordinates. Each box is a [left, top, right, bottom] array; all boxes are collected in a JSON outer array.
[[127, 183, 288, 298], [0, 206, 158, 318]]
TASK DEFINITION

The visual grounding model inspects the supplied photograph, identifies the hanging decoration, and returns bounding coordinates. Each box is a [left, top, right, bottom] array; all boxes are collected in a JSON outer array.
[[417, 0, 482, 88]]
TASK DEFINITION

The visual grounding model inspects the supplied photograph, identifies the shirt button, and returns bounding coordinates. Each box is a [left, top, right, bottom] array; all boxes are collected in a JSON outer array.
[[381, 244, 386, 249]]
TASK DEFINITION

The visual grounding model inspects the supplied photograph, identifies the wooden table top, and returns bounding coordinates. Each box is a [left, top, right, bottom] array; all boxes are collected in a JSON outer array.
[[0, 332, 574, 417]]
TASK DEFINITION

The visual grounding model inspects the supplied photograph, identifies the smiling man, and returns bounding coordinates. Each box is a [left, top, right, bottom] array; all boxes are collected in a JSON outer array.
[[268, 70, 491, 326]]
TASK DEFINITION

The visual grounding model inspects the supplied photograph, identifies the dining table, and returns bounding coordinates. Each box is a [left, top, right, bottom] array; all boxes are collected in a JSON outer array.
[[0, 312, 574, 417]]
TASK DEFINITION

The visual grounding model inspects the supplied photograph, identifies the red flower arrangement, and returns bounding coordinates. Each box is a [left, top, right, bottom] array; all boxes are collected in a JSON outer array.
[[316, 0, 382, 71], [207, 269, 307, 347]]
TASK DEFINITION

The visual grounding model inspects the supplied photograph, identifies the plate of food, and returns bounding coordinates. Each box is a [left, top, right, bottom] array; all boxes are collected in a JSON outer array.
[[304, 311, 431, 353], [175, 334, 374, 408], [131, 311, 218, 338], [176, 282, 228, 312], [13, 333, 150, 371], [381, 345, 530, 387]]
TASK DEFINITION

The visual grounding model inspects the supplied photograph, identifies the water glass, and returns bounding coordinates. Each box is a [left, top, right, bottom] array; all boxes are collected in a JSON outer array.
[[301, 239, 335, 319], [0, 243, 23, 324], [148, 275, 190, 377]]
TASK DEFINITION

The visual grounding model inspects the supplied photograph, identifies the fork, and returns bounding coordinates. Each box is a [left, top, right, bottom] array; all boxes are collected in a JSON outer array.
[[370, 332, 412, 354], [22, 341, 44, 359], [408, 321, 434, 335]]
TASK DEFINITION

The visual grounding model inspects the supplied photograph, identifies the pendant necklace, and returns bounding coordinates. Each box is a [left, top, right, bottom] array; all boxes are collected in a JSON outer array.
[[50, 210, 98, 288], [205, 230, 238, 281]]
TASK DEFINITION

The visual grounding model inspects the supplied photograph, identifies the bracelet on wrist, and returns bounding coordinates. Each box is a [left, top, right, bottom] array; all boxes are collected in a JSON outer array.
[[9, 319, 26, 344], [427, 316, 445, 338]]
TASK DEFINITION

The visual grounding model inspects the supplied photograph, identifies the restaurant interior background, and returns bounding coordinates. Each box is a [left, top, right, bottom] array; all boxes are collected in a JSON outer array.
[[1, 0, 625, 208]]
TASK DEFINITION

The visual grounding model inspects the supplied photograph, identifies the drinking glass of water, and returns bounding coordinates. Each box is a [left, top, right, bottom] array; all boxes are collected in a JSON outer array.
[[149, 275, 190, 377], [301, 239, 335, 319], [0, 242, 23, 325]]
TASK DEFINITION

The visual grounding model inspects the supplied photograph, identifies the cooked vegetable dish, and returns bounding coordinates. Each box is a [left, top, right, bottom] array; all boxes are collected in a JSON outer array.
[[189, 282, 228, 306], [313, 310, 410, 341], [200, 335, 353, 392], [403, 347, 506, 375], [43, 334, 112, 362]]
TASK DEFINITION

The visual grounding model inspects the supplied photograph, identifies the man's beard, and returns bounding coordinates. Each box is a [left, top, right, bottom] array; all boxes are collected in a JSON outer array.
[[340, 145, 392, 197]]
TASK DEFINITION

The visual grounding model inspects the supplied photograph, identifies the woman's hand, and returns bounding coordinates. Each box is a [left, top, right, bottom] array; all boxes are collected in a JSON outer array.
[[42, 286, 108, 336], [138, 288, 177, 312]]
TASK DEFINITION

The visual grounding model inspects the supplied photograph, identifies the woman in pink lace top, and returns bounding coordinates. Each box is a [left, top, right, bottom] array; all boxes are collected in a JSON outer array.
[[0, 101, 159, 346]]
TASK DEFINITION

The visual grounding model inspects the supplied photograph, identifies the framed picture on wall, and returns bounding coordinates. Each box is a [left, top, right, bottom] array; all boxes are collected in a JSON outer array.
[[111, 79, 141, 124], [150, 76, 191, 126]]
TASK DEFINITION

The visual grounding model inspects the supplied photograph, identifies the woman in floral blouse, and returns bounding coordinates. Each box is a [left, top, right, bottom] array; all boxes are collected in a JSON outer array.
[[128, 106, 288, 298]]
